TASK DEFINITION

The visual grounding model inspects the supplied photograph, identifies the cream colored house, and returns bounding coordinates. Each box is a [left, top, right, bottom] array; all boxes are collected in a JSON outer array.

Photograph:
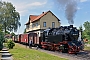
[[25, 10, 61, 37]]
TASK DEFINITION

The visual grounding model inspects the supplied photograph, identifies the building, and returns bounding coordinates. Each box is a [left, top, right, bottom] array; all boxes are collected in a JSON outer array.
[[25, 10, 61, 37]]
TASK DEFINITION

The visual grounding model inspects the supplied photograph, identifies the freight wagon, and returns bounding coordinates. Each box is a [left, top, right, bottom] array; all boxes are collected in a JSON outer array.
[[12, 35, 18, 42], [13, 33, 40, 46]]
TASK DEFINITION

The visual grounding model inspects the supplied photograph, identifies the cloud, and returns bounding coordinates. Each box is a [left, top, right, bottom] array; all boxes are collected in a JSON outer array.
[[28, 2, 46, 6], [2, 0, 47, 16], [80, 0, 87, 2], [16, 1, 47, 16], [77, 7, 81, 10]]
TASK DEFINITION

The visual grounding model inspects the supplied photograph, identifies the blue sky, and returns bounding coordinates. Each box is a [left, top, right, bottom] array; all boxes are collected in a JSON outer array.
[[2, 0, 90, 34]]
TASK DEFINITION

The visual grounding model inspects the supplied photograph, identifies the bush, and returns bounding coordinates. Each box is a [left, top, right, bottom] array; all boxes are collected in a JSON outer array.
[[0, 31, 4, 50], [7, 39, 15, 49], [0, 43, 3, 50], [4, 38, 8, 43]]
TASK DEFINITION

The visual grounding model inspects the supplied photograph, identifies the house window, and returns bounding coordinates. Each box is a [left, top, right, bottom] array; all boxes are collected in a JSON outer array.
[[26, 25, 29, 29], [36, 23, 38, 27], [32, 24, 35, 28], [52, 22, 55, 28], [43, 22, 46, 27]]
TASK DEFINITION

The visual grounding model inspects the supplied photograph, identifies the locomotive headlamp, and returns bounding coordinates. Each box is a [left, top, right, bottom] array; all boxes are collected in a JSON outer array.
[[60, 45, 63, 46], [73, 34, 78, 35]]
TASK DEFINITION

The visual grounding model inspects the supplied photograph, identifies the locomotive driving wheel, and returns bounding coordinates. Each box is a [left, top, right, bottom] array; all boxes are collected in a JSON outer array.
[[62, 44, 68, 53]]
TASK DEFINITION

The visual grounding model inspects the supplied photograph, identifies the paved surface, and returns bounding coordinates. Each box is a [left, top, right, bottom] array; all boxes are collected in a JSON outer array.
[[0, 47, 13, 60], [86, 44, 90, 47]]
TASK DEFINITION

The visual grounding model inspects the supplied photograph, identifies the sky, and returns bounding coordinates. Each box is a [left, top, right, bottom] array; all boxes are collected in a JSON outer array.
[[2, 0, 90, 34]]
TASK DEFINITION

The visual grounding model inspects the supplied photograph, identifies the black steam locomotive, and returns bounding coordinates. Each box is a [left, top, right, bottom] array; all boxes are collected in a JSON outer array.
[[41, 25, 84, 53]]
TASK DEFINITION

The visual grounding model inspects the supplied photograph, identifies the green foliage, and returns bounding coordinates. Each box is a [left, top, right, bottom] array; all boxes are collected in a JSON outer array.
[[6, 31, 10, 34], [0, 43, 3, 50], [7, 39, 15, 49], [79, 25, 83, 31], [4, 38, 8, 43], [23, 28, 26, 33], [0, 24, 3, 31], [0, 30, 4, 50], [0, 1, 21, 33], [83, 21, 90, 40], [11, 32, 15, 36], [83, 21, 90, 31], [82, 30, 87, 39]]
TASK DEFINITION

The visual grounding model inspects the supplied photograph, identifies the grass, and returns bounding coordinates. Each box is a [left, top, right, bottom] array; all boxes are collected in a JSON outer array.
[[9, 43, 68, 60], [0, 52, 1, 59], [87, 41, 90, 44]]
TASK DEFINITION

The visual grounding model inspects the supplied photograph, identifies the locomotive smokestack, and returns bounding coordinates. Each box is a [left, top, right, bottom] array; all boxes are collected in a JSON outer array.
[[70, 25, 73, 28], [55, 0, 79, 25]]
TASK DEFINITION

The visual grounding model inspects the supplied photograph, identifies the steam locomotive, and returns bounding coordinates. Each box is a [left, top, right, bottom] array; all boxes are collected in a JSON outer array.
[[13, 25, 84, 54], [41, 25, 84, 53]]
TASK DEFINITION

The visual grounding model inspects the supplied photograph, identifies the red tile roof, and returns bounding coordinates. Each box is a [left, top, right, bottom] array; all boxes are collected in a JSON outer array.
[[25, 15, 38, 25], [25, 10, 60, 25]]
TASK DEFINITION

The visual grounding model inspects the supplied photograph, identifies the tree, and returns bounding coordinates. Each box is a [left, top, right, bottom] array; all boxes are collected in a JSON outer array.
[[0, 1, 21, 34], [0, 30, 4, 50], [0, 24, 3, 31], [83, 21, 90, 40], [11, 32, 15, 36], [23, 28, 26, 33], [83, 21, 90, 31], [6, 31, 10, 34], [0, 24, 4, 50], [79, 25, 83, 31]]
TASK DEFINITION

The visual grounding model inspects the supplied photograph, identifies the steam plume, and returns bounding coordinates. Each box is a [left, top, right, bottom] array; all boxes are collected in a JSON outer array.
[[56, 0, 79, 24]]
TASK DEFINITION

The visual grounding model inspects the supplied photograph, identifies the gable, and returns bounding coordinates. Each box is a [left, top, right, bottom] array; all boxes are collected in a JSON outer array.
[[40, 11, 60, 21]]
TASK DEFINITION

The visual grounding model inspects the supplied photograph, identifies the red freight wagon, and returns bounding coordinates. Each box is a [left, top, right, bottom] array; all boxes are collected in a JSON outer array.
[[21, 34, 29, 44], [18, 34, 22, 43], [20, 33, 40, 46], [14, 35, 18, 42], [28, 33, 40, 45]]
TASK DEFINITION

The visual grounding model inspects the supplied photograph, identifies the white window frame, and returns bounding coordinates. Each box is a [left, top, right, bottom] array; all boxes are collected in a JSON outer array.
[[43, 22, 46, 27], [52, 22, 55, 28]]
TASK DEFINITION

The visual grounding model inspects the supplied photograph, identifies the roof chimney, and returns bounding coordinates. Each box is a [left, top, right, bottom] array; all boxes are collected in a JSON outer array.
[[42, 12, 44, 14]]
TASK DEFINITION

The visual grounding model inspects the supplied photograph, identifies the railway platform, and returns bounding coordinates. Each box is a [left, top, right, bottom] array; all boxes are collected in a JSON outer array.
[[0, 47, 13, 60]]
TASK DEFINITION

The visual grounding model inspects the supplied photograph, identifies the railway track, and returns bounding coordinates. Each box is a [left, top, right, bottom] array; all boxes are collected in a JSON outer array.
[[17, 43, 90, 60], [38, 49, 90, 60], [38, 48, 90, 60]]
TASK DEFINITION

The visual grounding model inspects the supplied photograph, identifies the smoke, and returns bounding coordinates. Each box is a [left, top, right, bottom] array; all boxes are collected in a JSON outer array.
[[56, 0, 79, 24]]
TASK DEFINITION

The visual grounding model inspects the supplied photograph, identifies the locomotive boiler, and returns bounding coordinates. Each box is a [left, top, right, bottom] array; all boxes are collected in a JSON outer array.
[[41, 25, 84, 53]]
